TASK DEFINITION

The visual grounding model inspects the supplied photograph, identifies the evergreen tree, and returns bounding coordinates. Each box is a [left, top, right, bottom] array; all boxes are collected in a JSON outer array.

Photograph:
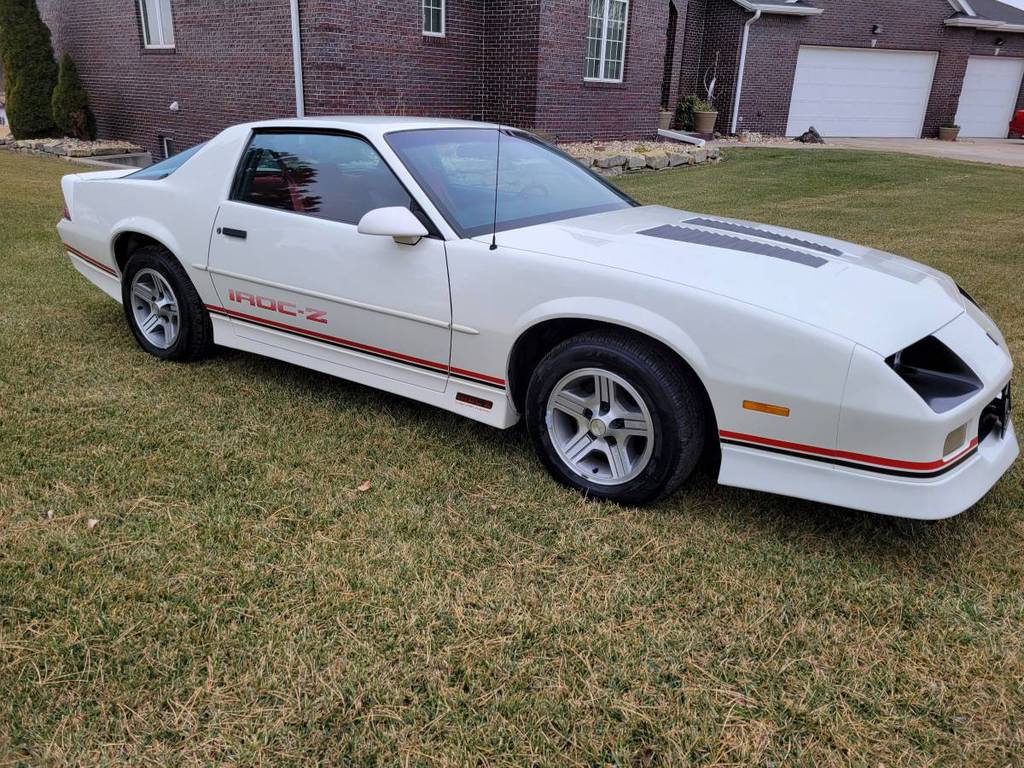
[[52, 53, 94, 139], [0, 0, 58, 138]]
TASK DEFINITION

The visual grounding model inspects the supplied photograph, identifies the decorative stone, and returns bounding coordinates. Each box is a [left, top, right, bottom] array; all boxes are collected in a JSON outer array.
[[626, 154, 646, 170], [693, 150, 708, 164], [708, 147, 721, 160], [644, 153, 668, 170], [600, 167, 624, 177], [595, 154, 626, 169], [666, 152, 687, 167]]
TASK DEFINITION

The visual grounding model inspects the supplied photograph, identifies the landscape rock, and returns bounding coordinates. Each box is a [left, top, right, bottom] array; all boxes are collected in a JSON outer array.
[[693, 150, 708, 164], [644, 153, 669, 170], [626, 154, 646, 170], [666, 152, 687, 167], [594, 154, 626, 169], [795, 126, 825, 144]]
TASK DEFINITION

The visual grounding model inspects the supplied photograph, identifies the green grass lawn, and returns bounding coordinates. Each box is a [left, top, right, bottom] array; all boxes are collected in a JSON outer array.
[[1, 148, 1022, 765]]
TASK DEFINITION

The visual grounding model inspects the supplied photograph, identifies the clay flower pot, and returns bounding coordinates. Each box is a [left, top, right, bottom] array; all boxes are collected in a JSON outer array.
[[939, 126, 960, 142], [693, 110, 718, 134]]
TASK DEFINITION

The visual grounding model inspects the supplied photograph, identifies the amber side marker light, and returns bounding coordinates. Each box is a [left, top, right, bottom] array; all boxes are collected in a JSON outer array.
[[743, 400, 791, 417]]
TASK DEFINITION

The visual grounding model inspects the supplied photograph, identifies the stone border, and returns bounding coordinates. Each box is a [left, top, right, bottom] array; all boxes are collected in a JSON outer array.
[[563, 145, 722, 177]]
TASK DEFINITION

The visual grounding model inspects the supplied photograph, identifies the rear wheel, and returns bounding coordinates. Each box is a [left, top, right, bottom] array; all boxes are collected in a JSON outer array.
[[121, 245, 213, 361], [525, 331, 706, 505]]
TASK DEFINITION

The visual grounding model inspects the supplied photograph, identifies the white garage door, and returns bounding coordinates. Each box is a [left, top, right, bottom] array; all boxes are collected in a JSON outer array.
[[955, 56, 1024, 138], [786, 47, 938, 138]]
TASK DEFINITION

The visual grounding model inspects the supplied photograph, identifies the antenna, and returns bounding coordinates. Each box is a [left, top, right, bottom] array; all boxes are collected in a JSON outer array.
[[489, 126, 502, 251]]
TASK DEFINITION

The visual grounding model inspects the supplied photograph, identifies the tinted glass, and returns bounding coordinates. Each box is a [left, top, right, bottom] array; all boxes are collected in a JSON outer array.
[[233, 132, 412, 225], [386, 128, 632, 237], [128, 142, 206, 180]]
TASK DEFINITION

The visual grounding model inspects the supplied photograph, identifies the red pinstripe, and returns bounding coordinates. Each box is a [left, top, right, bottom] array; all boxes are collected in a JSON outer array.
[[206, 304, 506, 387], [720, 430, 979, 472], [64, 243, 116, 276]]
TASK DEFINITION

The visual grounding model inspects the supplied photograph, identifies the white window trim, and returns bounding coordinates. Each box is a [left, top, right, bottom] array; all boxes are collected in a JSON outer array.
[[138, 0, 175, 49], [584, 0, 629, 84], [422, 0, 446, 37]]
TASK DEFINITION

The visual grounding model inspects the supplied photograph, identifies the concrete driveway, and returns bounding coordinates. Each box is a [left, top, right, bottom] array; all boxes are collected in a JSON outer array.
[[716, 137, 1024, 168], [822, 137, 1024, 168]]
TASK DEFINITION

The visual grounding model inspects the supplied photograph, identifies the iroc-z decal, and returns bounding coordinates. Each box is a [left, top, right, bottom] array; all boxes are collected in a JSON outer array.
[[228, 288, 327, 324]]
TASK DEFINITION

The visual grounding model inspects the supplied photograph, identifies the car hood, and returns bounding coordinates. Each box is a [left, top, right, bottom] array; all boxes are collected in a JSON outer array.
[[488, 205, 965, 356]]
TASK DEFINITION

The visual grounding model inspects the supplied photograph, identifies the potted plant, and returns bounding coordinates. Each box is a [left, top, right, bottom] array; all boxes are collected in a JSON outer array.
[[692, 98, 718, 134], [658, 108, 673, 130], [692, 53, 720, 135], [939, 123, 960, 142]]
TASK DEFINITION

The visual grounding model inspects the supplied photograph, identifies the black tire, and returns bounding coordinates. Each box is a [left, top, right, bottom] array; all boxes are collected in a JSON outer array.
[[120, 244, 213, 362], [525, 331, 707, 505]]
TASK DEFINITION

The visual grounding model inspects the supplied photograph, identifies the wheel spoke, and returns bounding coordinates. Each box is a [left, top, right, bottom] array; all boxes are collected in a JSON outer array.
[[595, 374, 613, 411], [604, 440, 631, 480], [141, 312, 161, 334], [133, 282, 156, 302], [609, 417, 651, 441], [551, 390, 589, 421], [563, 430, 597, 463]]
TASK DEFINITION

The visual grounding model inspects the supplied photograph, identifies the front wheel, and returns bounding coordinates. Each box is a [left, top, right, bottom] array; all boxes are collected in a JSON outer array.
[[525, 331, 707, 505]]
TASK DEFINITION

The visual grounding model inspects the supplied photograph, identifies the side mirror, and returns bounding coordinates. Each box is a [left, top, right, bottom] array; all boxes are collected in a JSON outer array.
[[357, 206, 429, 245]]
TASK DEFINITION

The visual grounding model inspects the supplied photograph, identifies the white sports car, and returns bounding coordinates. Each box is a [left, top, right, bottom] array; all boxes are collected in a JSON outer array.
[[57, 117, 1016, 518]]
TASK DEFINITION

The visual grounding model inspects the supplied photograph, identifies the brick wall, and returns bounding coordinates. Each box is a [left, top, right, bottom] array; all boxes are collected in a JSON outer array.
[[37, 0, 297, 157], [37, 1, 688, 150], [533, 0, 684, 140], [299, 0, 483, 120], [480, 0, 542, 129], [679, 0, 744, 133]]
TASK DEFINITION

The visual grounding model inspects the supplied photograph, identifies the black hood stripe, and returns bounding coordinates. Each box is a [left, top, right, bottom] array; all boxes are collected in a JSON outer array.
[[638, 224, 828, 268], [684, 217, 844, 257]]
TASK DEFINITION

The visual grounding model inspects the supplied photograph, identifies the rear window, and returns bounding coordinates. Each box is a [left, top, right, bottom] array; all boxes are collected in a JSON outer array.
[[128, 142, 207, 180]]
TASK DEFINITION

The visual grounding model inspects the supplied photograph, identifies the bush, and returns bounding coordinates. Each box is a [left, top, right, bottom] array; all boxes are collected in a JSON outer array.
[[52, 53, 94, 139], [675, 96, 714, 132], [0, 0, 58, 138]]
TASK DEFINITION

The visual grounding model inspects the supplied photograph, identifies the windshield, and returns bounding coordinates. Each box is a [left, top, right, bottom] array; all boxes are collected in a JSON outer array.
[[128, 142, 207, 180], [386, 128, 633, 238]]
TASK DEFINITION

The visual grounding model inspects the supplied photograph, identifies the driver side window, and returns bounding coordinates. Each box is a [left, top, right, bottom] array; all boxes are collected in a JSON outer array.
[[232, 132, 412, 225]]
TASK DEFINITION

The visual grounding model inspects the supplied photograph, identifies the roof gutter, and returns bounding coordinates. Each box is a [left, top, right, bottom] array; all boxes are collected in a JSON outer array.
[[731, 0, 823, 16], [944, 16, 1024, 31], [289, 0, 305, 117], [730, 9, 761, 135]]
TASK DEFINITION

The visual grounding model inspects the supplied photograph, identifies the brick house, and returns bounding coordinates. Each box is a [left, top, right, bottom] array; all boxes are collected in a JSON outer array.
[[32, 0, 1024, 157]]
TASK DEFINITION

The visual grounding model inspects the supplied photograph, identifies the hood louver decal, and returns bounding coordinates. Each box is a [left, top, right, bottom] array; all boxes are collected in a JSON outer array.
[[638, 224, 828, 268], [684, 217, 844, 257]]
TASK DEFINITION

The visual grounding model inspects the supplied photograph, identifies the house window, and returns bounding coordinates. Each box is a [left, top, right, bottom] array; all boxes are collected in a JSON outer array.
[[423, 0, 445, 36], [138, 0, 175, 48], [585, 0, 629, 82]]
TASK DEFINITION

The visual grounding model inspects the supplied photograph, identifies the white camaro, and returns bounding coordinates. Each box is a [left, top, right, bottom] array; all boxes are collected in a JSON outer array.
[[57, 117, 1016, 518]]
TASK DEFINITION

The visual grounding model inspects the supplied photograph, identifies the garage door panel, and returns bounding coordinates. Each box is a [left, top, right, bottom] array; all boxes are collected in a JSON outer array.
[[955, 57, 1024, 138], [786, 47, 938, 138]]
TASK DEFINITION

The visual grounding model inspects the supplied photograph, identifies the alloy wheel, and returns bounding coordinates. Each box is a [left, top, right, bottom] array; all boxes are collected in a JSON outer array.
[[545, 367, 655, 485], [130, 268, 180, 349]]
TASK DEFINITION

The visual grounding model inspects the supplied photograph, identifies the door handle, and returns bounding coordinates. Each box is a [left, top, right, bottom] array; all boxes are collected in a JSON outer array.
[[219, 227, 247, 240]]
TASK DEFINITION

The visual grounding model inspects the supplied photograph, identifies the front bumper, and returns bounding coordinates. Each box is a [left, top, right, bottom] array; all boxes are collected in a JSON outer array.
[[720, 420, 1017, 519]]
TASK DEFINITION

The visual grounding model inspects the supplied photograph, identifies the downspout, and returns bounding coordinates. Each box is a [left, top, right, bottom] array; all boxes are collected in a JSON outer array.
[[289, 0, 305, 117], [730, 9, 761, 135]]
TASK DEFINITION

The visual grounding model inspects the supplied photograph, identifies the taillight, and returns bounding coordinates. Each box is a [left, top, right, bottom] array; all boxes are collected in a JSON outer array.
[[62, 204, 71, 221]]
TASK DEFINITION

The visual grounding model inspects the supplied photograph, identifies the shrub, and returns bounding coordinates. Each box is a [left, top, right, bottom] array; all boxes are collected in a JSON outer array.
[[675, 96, 714, 132], [52, 53, 95, 139], [0, 0, 58, 138]]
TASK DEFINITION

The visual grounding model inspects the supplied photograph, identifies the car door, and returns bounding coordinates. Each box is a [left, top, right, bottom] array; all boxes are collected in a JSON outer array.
[[207, 130, 452, 392]]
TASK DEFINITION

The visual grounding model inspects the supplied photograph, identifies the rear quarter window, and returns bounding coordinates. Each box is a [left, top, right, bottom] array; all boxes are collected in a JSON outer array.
[[128, 142, 207, 180]]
